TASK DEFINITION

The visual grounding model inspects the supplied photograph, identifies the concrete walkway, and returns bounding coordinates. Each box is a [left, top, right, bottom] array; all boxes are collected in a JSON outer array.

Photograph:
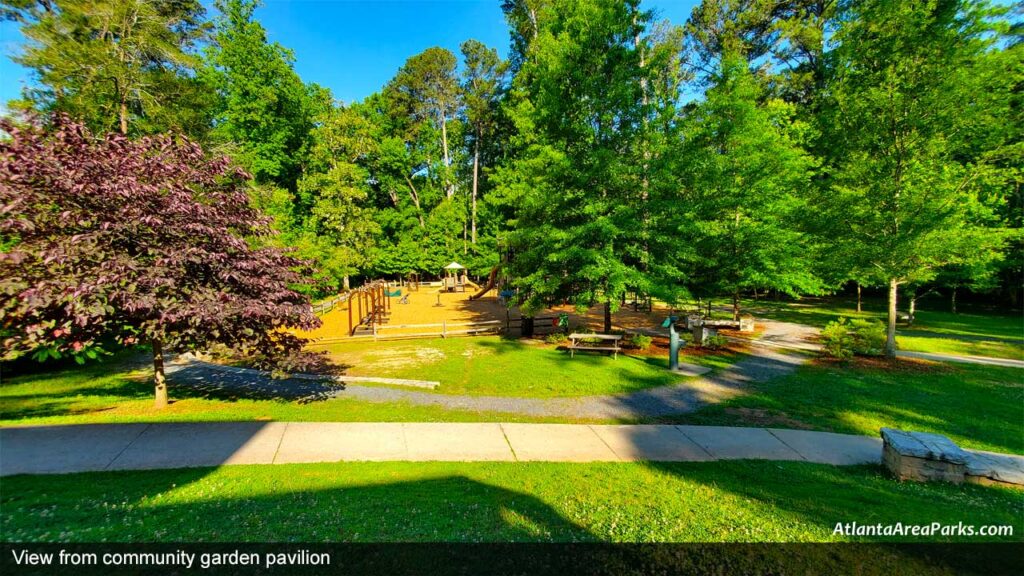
[[896, 350, 1024, 368], [0, 422, 887, 476]]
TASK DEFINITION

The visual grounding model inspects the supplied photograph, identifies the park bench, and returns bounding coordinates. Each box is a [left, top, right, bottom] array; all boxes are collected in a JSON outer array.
[[566, 333, 623, 359]]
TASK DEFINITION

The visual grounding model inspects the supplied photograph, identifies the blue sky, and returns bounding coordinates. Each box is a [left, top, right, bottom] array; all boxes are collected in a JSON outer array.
[[0, 0, 699, 107]]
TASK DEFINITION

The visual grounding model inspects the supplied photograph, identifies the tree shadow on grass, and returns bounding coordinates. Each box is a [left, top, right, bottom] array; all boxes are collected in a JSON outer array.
[[164, 363, 346, 403], [639, 459, 1022, 574], [1, 468, 595, 543]]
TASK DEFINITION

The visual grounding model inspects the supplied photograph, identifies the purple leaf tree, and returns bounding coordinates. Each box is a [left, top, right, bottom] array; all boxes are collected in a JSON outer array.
[[0, 115, 323, 407]]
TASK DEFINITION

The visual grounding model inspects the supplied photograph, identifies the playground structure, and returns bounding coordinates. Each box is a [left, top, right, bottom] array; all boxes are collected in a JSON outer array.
[[442, 262, 468, 293], [469, 266, 500, 301], [299, 259, 752, 346]]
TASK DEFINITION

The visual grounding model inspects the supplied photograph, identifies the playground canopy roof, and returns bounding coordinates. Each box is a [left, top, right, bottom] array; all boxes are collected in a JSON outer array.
[[443, 262, 466, 270]]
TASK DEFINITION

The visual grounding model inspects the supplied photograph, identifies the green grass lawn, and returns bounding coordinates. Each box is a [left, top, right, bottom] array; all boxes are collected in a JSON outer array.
[[673, 359, 1023, 454], [0, 355, 587, 426], [316, 335, 736, 397], [733, 297, 1023, 359], [2, 461, 1020, 543], [3, 351, 1022, 456]]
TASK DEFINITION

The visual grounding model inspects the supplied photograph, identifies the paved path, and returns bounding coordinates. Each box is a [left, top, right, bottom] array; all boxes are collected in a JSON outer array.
[[166, 320, 819, 419], [0, 422, 886, 476], [896, 350, 1024, 368]]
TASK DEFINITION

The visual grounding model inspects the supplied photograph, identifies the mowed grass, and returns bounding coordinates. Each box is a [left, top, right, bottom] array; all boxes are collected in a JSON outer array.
[[2, 461, 1020, 544], [0, 355, 587, 426], [673, 359, 1023, 454], [316, 336, 735, 397], [2, 352, 1022, 455], [731, 297, 1023, 359]]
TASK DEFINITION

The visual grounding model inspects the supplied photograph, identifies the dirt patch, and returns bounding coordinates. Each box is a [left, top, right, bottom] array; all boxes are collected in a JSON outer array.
[[813, 356, 958, 374], [359, 347, 447, 371], [460, 348, 495, 359], [724, 408, 816, 430]]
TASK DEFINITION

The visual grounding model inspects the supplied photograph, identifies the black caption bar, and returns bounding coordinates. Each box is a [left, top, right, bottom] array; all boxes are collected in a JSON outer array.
[[2, 543, 1022, 576]]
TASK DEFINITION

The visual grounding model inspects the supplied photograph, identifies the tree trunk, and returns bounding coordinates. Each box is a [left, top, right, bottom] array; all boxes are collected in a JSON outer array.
[[732, 290, 740, 322], [343, 275, 350, 290], [471, 136, 479, 244], [522, 316, 534, 338], [441, 113, 453, 198], [908, 290, 916, 326], [856, 282, 862, 313], [604, 301, 612, 334], [404, 176, 425, 228], [119, 98, 129, 135], [885, 278, 898, 359], [951, 286, 958, 314], [152, 339, 168, 408]]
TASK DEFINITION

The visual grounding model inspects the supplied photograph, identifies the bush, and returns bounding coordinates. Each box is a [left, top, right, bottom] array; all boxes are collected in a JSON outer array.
[[703, 335, 730, 350], [821, 320, 855, 359], [623, 333, 653, 350], [545, 332, 568, 345], [822, 317, 886, 359]]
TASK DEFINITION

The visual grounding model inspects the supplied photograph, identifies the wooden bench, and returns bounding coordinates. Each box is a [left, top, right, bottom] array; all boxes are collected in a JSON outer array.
[[567, 333, 623, 359]]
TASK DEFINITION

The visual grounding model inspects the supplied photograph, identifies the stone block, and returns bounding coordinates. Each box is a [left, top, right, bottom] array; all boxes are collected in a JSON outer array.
[[881, 428, 967, 484]]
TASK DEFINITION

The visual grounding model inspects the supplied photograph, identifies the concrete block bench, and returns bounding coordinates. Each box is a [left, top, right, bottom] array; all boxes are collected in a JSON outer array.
[[881, 428, 968, 483], [881, 428, 1024, 489]]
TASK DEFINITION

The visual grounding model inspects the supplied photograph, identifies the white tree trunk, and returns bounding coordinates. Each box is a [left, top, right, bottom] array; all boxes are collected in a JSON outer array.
[[885, 279, 899, 358], [471, 137, 480, 244]]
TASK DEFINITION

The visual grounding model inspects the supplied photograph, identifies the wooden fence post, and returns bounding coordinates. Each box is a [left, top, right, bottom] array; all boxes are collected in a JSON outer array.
[[348, 295, 353, 335], [442, 320, 447, 338]]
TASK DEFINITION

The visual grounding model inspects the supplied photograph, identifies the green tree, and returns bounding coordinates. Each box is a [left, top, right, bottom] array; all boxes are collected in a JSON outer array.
[[6, 0, 211, 136], [819, 0, 1016, 357], [460, 39, 507, 246], [675, 54, 819, 321], [203, 0, 313, 188], [385, 47, 462, 199], [494, 0, 651, 331], [295, 97, 380, 290]]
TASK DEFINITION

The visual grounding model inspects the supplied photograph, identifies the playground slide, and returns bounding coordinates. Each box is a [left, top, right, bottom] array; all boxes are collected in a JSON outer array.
[[468, 266, 499, 300]]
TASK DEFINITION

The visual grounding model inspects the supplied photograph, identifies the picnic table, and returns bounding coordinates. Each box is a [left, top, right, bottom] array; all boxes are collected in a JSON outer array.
[[567, 333, 623, 359]]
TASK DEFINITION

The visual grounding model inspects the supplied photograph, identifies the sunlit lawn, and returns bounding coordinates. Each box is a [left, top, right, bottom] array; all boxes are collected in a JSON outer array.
[[3, 350, 1021, 456], [2, 461, 1020, 544], [726, 297, 1023, 359], [318, 335, 737, 397], [670, 359, 1023, 454]]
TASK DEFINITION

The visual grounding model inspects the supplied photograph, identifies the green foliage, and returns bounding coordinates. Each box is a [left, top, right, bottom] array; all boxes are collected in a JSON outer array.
[[671, 53, 820, 314], [817, 0, 1016, 354], [544, 332, 568, 345], [203, 0, 314, 188], [822, 317, 886, 359], [623, 333, 653, 350], [8, 0, 212, 137], [703, 335, 730, 350], [494, 0, 653, 318]]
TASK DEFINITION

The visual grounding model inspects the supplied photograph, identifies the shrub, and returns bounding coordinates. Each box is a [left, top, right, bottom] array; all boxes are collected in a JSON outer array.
[[848, 318, 886, 356], [703, 335, 730, 350], [545, 332, 568, 345], [822, 317, 886, 358], [821, 319, 855, 359], [623, 333, 653, 350]]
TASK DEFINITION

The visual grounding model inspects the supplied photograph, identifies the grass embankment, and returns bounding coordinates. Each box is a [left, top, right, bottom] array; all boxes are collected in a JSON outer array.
[[732, 297, 1023, 360], [2, 461, 1020, 543]]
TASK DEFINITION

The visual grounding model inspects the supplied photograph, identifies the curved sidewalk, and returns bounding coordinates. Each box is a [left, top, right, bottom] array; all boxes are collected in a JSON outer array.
[[0, 422, 886, 476]]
